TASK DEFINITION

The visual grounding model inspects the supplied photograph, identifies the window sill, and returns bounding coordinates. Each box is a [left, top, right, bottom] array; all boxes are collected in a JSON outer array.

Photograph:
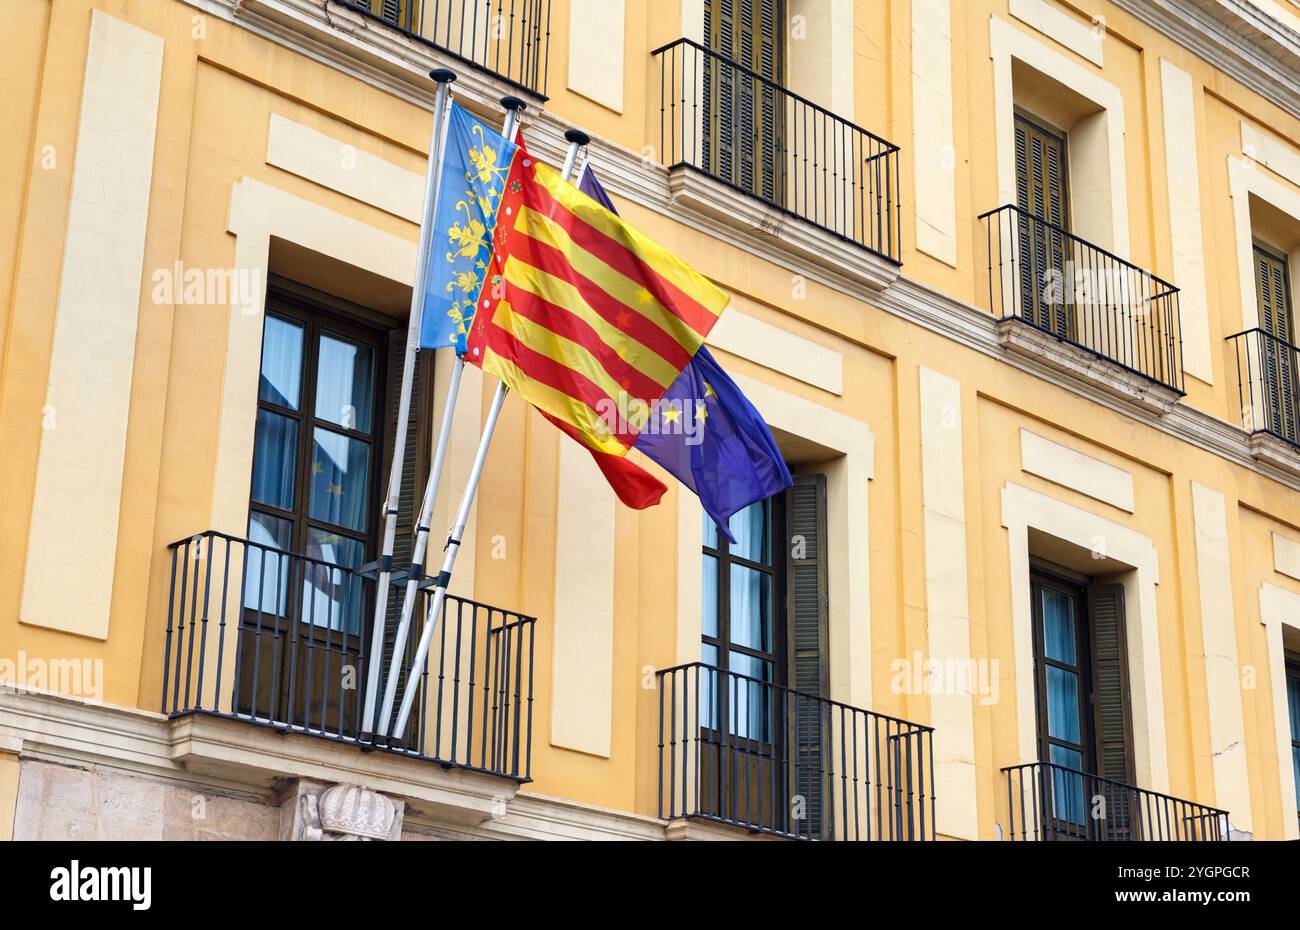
[[664, 166, 901, 295], [995, 318, 1183, 416]]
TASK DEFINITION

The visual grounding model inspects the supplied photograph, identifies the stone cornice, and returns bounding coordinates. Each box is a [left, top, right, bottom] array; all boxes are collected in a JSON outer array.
[[0, 688, 678, 840], [1112, 0, 1300, 119], [179, 0, 1300, 496]]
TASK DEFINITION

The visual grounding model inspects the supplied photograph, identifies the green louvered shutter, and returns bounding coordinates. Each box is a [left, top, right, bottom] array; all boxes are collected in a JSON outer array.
[[786, 475, 828, 838], [704, 0, 785, 204], [1014, 113, 1071, 339], [1254, 244, 1299, 442], [369, 0, 417, 31], [376, 329, 432, 737], [1087, 583, 1135, 838]]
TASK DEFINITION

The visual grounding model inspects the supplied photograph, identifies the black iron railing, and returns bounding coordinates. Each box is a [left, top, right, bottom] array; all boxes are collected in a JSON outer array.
[[162, 530, 535, 782], [344, 0, 551, 97], [1227, 327, 1300, 446], [653, 38, 901, 263], [980, 204, 1184, 393], [656, 662, 934, 840], [1003, 762, 1228, 841]]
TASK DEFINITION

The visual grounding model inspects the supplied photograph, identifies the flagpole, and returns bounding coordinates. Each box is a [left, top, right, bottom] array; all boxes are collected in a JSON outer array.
[[385, 126, 591, 744], [374, 95, 529, 736], [360, 67, 457, 740]]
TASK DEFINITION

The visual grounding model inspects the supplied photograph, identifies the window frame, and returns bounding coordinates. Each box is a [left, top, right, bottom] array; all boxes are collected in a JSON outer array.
[[249, 293, 387, 576], [701, 497, 789, 692], [1029, 569, 1097, 775], [1286, 654, 1300, 826]]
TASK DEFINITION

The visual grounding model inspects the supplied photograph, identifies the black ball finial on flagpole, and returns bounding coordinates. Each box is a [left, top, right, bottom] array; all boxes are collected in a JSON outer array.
[[430, 68, 457, 84], [564, 128, 591, 148], [501, 95, 528, 113]]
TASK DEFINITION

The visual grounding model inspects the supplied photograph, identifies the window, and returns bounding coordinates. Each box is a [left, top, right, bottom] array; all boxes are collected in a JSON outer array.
[[703, 0, 786, 204], [702, 497, 781, 739], [1030, 566, 1133, 837], [698, 475, 827, 835], [245, 301, 383, 636], [1014, 111, 1072, 339], [1287, 658, 1300, 830], [237, 286, 430, 730], [1254, 242, 1299, 442]]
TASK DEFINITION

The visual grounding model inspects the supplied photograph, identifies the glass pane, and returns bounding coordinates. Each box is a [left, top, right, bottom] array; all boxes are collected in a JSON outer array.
[[315, 334, 374, 433], [1046, 666, 1081, 744], [1049, 744, 1087, 825], [1288, 673, 1300, 741], [1293, 744, 1300, 813], [728, 500, 770, 564], [729, 565, 771, 652], [700, 643, 720, 730], [309, 428, 371, 533], [302, 529, 364, 635], [250, 410, 299, 510], [702, 554, 719, 639], [727, 651, 773, 741], [1041, 587, 1077, 665], [244, 511, 292, 615], [258, 316, 303, 409], [702, 508, 718, 549], [1289, 673, 1300, 811]]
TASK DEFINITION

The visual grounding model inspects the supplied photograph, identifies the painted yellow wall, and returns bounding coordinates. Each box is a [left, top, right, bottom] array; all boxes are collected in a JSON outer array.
[[3, 0, 1300, 838]]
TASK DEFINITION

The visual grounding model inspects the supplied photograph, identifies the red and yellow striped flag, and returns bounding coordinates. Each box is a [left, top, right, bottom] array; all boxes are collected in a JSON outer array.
[[464, 146, 729, 459]]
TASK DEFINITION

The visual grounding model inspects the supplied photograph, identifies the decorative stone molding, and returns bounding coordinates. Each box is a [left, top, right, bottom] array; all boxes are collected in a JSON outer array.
[[283, 780, 403, 841], [995, 319, 1183, 416], [664, 819, 788, 841], [1248, 431, 1300, 477]]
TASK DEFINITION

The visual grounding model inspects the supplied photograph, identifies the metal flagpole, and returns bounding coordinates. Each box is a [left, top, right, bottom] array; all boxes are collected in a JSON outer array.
[[384, 126, 592, 744], [360, 68, 457, 739], [374, 95, 529, 736]]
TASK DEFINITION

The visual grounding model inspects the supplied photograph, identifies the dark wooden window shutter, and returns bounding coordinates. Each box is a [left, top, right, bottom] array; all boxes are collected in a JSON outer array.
[[1087, 582, 1133, 783], [377, 329, 433, 724], [1013, 113, 1071, 339], [1254, 244, 1299, 442], [703, 0, 786, 203], [1255, 245, 1294, 344], [786, 474, 828, 837], [1087, 582, 1135, 836]]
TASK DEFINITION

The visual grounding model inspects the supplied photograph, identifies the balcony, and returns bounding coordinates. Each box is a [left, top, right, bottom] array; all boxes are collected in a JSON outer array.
[[656, 662, 935, 840], [162, 530, 535, 782], [652, 38, 901, 267], [979, 205, 1185, 412], [1227, 327, 1300, 473], [1002, 762, 1228, 841], [344, 0, 552, 97]]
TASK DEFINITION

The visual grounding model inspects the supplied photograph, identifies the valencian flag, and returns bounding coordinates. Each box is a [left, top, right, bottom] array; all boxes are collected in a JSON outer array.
[[463, 142, 730, 457], [420, 103, 520, 353], [578, 166, 793, 541]]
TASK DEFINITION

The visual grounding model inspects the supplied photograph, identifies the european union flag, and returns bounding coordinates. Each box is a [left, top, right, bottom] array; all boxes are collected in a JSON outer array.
[[578, 166, 793, 540], [420, 103, 519, 354]]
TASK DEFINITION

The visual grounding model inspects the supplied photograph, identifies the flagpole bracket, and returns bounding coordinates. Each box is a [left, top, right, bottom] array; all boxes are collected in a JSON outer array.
[[355, 555, 394, 580], [418, 571, 452, 591]]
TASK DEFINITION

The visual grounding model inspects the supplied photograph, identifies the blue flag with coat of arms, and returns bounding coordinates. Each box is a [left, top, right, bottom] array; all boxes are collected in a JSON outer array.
[[419, 102, 518, 354]]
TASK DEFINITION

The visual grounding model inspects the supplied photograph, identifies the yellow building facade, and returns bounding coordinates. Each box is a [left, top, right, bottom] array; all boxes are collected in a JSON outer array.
[[3, 0, 1300, 841]]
